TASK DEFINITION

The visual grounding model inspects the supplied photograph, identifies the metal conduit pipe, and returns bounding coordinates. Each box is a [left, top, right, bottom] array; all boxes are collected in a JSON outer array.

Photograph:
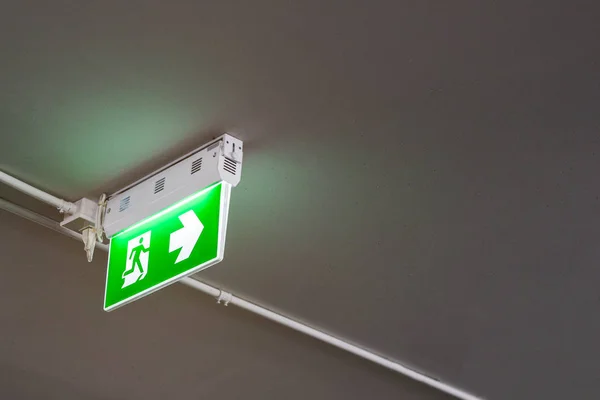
[[180, 278, 482, 400], [0, 170, 76, 214], [0, 197, 483, 400]]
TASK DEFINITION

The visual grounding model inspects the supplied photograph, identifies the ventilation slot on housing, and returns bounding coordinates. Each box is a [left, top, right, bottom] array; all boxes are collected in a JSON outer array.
[[223, 157, 237, 175], [119, 196, 131, 212], [154, 177, 166, 194], [191, 158, 203, 174]]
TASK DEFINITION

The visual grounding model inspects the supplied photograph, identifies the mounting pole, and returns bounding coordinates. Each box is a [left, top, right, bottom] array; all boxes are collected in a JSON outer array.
[[0, 170, 76, 214]]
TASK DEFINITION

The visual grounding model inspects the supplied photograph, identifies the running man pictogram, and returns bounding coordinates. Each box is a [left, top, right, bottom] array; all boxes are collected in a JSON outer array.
[[125, 237, 149, 278], [121, 231, 151, 288]]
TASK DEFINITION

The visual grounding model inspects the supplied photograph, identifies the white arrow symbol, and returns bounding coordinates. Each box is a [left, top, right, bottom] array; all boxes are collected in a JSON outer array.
[[169, 210, 203, 263]]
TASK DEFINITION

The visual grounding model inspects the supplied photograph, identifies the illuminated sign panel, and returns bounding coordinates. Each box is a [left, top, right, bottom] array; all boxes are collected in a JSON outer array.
[[104, 182, 230, 311]]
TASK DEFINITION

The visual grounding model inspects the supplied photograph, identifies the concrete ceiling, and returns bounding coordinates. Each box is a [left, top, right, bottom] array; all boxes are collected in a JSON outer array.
[[1, 1, 600, 399]]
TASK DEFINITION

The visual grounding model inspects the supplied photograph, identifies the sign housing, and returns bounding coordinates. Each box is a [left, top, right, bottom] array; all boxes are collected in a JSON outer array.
[[102, 133, 242, 311], [103, 134, 243, 238]]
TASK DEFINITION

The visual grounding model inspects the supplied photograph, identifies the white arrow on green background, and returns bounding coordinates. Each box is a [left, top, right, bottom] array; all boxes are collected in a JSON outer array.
[[169, 210, 204, 263]]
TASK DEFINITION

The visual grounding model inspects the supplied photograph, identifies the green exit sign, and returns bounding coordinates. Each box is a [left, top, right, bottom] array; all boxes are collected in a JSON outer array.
[[104, 182, 231, 311]]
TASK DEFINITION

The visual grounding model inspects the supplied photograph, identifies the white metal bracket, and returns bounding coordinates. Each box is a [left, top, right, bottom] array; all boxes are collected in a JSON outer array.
[[217, 290, 233, 306], [59, 194, 107, 262]]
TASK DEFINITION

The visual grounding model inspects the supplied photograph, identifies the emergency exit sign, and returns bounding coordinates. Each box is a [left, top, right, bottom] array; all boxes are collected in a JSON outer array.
[[104, 182, 231, 311]]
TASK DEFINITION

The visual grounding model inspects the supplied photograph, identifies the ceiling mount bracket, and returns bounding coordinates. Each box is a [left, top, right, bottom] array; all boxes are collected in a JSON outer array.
[[60, 194, 108, 262]]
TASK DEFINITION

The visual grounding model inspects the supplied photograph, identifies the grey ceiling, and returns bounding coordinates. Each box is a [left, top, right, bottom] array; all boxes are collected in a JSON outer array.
[[1, 1, 600, 399]]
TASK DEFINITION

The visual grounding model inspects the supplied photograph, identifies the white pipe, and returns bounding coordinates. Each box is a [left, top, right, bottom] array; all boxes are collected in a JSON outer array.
[[179, 276, 222, 297], [0, 198, 482, 400], [0, 170, 76, 214], [230, 297, 481, 400], [0, 198, 82, 242]]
